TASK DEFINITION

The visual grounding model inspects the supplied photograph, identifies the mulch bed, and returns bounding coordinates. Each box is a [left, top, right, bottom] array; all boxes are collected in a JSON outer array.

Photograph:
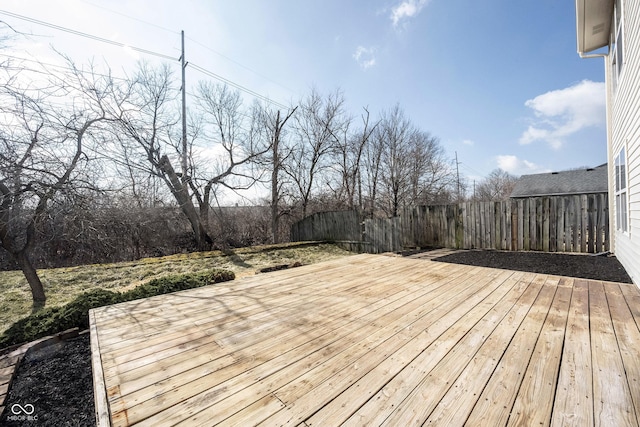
[[430, 250, 633, 283], [0, 334, 94, 426], [0, 249, 634, 425]]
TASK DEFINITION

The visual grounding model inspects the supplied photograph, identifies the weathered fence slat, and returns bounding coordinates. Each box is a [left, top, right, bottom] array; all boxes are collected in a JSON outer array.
[[517, 200, 524, 250], [557, 198, 565, 252], [549, 197, 557, 252], [523, 199, 530, 251], [543, 197, 550, 252], [291, 193, 609, 254]]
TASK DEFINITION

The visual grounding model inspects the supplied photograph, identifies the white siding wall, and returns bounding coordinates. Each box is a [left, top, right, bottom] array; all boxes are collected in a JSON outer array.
[[609, 0, 640, 284]]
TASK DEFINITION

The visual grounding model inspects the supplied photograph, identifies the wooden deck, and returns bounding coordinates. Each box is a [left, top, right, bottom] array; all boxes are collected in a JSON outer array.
[[90, 254, 640, 426]]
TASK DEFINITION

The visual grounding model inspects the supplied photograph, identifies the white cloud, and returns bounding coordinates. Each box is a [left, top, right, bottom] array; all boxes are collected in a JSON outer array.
[[497, 155, 549, 176], [353, 46, 376, 69], [390, 0, 430, 28], [462, 139, 475, 146], [519, 80, 605, 149]]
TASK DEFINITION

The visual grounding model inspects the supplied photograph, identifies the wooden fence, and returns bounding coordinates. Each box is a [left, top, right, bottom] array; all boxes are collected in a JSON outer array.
[[291, 194, 609, 254], [290, 211, 402, 253], [290, 210, 362, 243]]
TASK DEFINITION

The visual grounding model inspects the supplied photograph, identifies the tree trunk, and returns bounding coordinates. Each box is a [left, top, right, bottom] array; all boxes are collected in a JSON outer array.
[[271, 168, 280, 243], [0, 214, 45, 308], [271, 111, 281, 244], [158, 155, 213, 250], [14, 250, 46, 309], [269, 108, 296, 243]]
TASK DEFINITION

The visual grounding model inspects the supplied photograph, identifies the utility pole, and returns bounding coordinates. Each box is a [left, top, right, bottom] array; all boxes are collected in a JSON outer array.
[[455, 151, 461, 201], [180, 30, 188, 182]]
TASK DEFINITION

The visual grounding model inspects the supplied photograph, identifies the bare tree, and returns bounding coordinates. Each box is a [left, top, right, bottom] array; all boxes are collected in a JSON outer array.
[[408, 131, 456, 205], [191, 83, 273, 233], [115, 65, 275, 250], [0, 58, 113, 307], [284, 88, 345, 218], [330, 107, 378, 212], [257, 105, 297, 243], [363, 122, 385, 217], [367, 105, 455, 217], [114, 63, 215, 248], [475, 169, 518, 201], [378, 105, 414, 217]]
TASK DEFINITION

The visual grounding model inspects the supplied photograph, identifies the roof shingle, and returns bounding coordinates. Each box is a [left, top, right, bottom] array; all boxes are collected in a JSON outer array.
[[510, 164, 608, 197]]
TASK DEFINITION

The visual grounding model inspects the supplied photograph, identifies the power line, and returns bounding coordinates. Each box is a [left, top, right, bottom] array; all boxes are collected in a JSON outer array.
[[2, 52, 287, 123], [459, 162, 488, 178], [0, 9, 178, 61], [189, 63, 288, 109], [1, 10, 291, 110], [0, 52, 132, 82], [186, 36, 298, 97], [78, 0, 298, 98]]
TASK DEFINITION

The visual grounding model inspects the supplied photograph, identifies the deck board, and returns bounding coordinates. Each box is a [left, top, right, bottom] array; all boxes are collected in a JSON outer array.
[[506, 278, 572, 427], [90, 253, 640, 426], [590, 281, 638, 427], [550, 280, 593, 427], [460, 279, 558, 425]]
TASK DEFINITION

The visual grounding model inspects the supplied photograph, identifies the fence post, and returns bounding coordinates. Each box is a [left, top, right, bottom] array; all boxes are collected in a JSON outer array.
[[511, 199, 518, 251], [587, 194, 598, 254], [603, 193, 610, 252], [478, 202, 482, 249], [557, 197, 565, 252], [455, 204, 464, 249], [580, 194, 588, 252], [523, 198, 530, 251]]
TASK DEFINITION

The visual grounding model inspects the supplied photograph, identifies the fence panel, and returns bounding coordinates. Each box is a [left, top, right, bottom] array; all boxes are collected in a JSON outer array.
[[290, 210, 362, 242], [290, 193, 609, 254]]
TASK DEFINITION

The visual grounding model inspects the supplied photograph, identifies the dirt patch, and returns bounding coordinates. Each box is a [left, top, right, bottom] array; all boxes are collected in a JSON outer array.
[[257, 261, 304, 273], [0, 334, 94, 426], [429, 249, 633, 283]]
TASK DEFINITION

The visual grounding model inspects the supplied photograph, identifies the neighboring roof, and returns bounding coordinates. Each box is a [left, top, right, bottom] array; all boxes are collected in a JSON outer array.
[[576, 0, 614, 54], [510, 164, 608, 198]]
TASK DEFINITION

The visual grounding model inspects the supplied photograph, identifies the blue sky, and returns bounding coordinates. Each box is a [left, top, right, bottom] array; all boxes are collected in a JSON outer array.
[[1, 0, 607, 190]]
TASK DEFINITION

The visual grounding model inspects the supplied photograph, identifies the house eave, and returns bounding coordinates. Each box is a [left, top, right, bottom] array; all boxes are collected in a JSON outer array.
[[576, 0, 614, 54]]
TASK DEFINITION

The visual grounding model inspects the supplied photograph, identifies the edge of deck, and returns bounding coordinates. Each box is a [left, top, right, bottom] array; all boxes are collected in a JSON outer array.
[[90, 309, 111, 427]]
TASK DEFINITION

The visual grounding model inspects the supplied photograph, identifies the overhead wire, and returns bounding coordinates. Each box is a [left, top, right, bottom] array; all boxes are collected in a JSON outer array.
[[189, 63, 288, 109], [0, 10, 178, 61], [0, 9, 292, 110], [0, 52, 133, 82], [73, 1, 298, 99], [186, 36, 298, 97], [459, 162, 487, 178]]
